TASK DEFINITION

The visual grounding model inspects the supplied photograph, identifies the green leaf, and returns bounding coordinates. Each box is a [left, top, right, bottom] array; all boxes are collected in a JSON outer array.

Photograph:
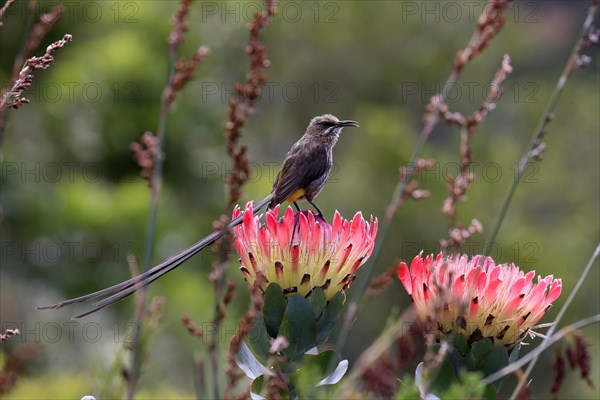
[[251, 375, 265, 399], [440, 370, 485, 400], [309, 288, 326, 320], [477, 345, 509, 390], [290, 351, 347, 391], [244, 314, 271, 364], [471, 338, 494, 364], [279, 295, 317, 362], [445, 332, 469, 355], [445, 333, 474, 371], [396, 372, 423, 400], [263, 283, 287, 338], [305, 350, 339, 379], [430, 349, 457, 393], [482, 383, 498, 400], [316, 292, 344, 344]]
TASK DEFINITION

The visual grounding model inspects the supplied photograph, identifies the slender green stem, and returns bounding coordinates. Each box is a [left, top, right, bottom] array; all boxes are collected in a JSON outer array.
[[485, 0, 598, 251], [333, 32, 477, 359], [142, 43, 178, 273], [126, 30, 179, 400], [332, 1, 513, 370], [483, 313, 600, 385], [208, 237, 232, 400], [508, 243, 600, 399]]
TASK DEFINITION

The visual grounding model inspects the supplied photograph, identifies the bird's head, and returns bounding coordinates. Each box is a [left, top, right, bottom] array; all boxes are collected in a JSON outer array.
[[306, 114, 359, 143]]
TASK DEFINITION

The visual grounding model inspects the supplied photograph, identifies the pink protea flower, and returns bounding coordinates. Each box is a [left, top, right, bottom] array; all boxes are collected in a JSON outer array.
[[398, 252, 562, 348], [233, 203, 378, 300]]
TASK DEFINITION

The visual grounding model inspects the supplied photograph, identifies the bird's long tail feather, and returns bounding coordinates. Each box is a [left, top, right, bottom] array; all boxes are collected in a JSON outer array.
[[37, 195, 273, 318]]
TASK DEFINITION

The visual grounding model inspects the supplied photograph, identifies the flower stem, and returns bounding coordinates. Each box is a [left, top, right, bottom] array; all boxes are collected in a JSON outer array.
[[126, 19, 179, 400], [508, 243, 600, 399], [333, 15, 497, 358], [485, 0, 598, 251], [332, 2, 513, 379], [483, 313, 600, 385]]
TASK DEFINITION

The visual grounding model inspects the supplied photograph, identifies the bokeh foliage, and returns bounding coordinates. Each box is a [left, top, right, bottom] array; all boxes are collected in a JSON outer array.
[[1, 0, 598, 398]]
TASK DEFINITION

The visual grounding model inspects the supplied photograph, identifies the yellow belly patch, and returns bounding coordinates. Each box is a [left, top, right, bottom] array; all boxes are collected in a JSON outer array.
[[285, 188, 306, 202]]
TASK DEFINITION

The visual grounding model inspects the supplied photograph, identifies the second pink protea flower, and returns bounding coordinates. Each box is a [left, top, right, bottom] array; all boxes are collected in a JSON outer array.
[[233, 203, 378, 300], [398, 252, 562, 348]]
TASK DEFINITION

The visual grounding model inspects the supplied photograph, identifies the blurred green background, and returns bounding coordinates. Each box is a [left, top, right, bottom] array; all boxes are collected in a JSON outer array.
[[1, 0, 598, 398]]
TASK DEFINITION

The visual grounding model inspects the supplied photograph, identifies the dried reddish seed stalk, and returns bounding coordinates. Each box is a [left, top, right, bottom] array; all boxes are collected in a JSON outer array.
[[430, 95, 466, 127], [361, 322, 423, 397], [0, 343, 41, 395], [413, 0, 511, 217], [362, 355, 400, 397], [219, 5, 276, 396], [440, 219, 483, 251], [385, 158, 434, 221], [575, 25, 599, 68], [0, 0, 15, 26], [12, 4, 64, 80], [550, 330, 594, 396], [366, 266, 398, 298], [571, 331, 594, 387], [168, 0, 192, 48], [0, 328, 19, 342], [223, 280, 237, 306], [181, 314, 205, 340], [163, 46, 211, 106], [440, 55, 512, 249], [224, 0, 276, 206], [160, 0, 210, 112], [454, 0, 510, 72], [551, 345, 565, 395], [130, 131, 160, 187], [1, 34, 72, 111]]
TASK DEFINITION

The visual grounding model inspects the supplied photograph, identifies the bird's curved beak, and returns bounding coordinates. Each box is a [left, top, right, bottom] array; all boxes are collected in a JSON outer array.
[[336, 120, 359, 128]]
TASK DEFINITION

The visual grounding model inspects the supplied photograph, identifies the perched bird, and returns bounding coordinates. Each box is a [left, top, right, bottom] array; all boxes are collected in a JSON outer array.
[[38, 114, 359, 318]]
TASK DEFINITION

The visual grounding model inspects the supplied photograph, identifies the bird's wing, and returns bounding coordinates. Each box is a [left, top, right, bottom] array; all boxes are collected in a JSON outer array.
[[271, 145, 329, 205]]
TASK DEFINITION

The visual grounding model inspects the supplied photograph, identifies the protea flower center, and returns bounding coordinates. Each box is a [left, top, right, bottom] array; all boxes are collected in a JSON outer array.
[[398, 252, 562, 348], [233, 203, 378, 300]]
